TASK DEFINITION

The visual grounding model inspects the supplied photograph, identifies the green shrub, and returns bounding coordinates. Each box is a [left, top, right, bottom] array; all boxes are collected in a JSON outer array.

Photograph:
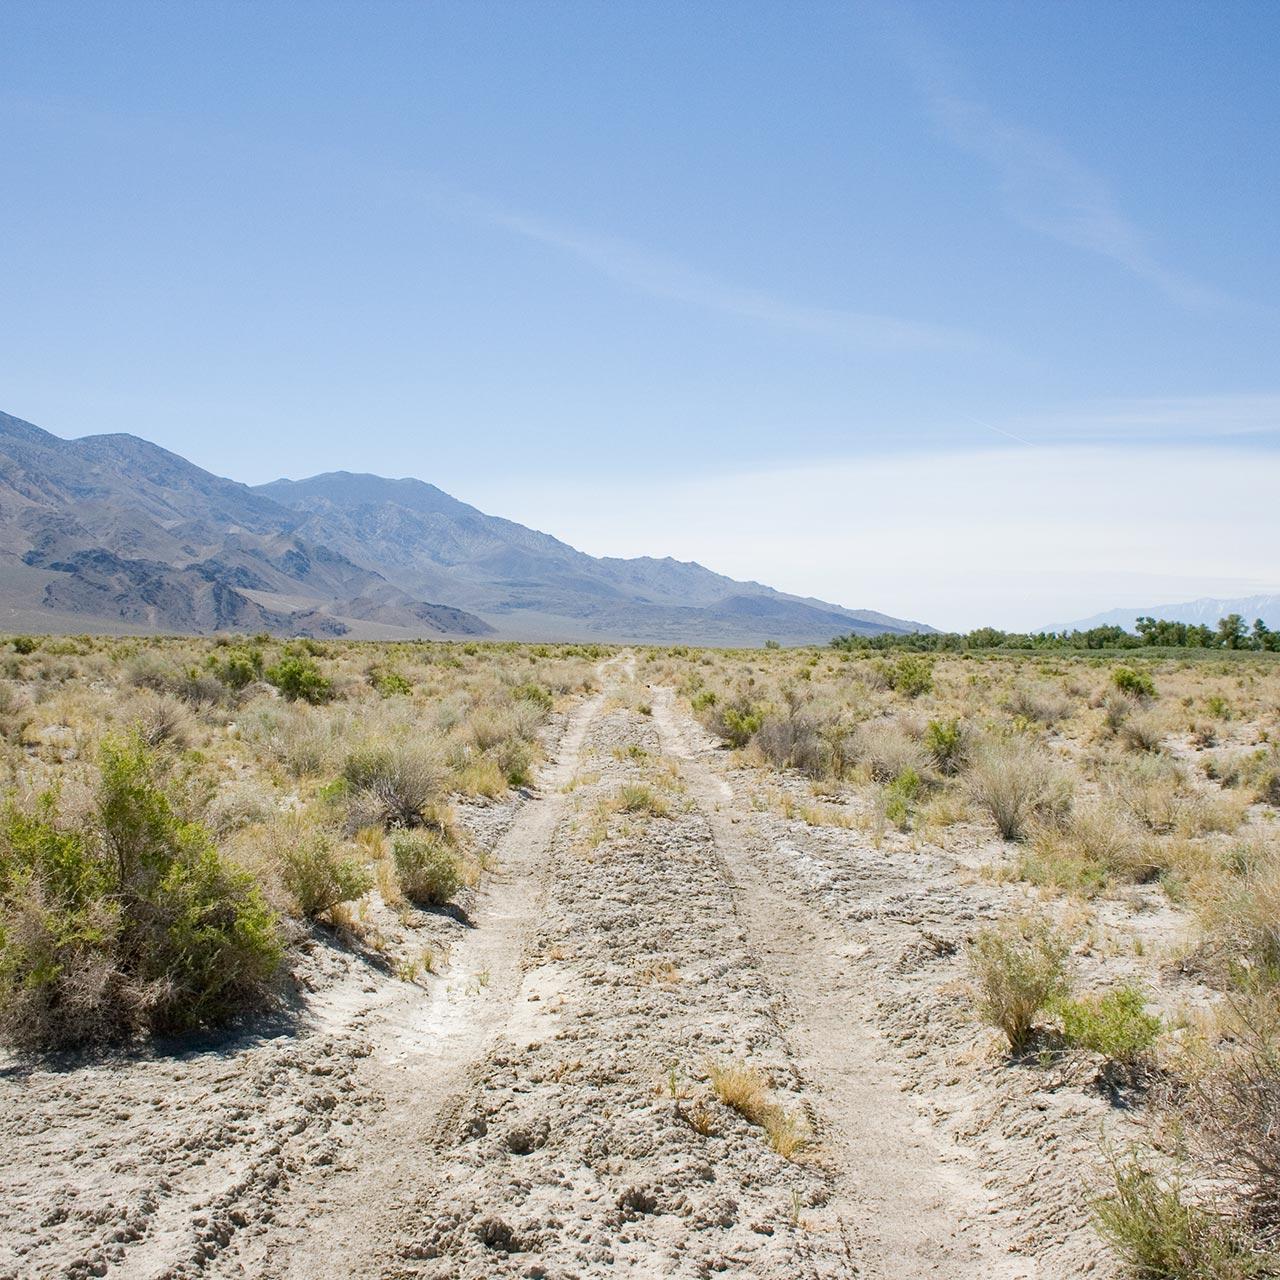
[[278, 830, 371, 918], [370, 668, 413, 698], [1057, 985, 1162, 1064], [713, 695, 767, 748], [690, 690, 717, 713], [265, 655, 332, 704], [392, 831, 462, 905], [1094, 1153, 1260, 1280], [1113, 666, 1157, 699], [968, 915, 1071, 1053], [884, 767, 922, 831], [511, 682, 553, 711], [0, 736, 282, 1048], [879, 654, 934, 698], [11, 636, 38, 655], [924, 717, 967, 775], [210, 646, 263, 690]]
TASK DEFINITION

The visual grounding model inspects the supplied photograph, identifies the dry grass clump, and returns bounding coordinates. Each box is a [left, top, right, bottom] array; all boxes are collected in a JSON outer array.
[[1120, 711, 1166, 754], [1019, 800, 1152, 895], [967, 741, 1073, 841], [343, 739, 448, 831], [854, 720, 930, 784], [707, 1060, 810, 1158], [615, 783, 671, 818], [753, 706, 832, 778], [1007, 683, 1073, 727]]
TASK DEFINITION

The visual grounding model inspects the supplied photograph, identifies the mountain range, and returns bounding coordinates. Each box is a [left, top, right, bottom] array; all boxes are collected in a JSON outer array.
[[0, 410, 928, 645], [1051, 595, 1280, 634]]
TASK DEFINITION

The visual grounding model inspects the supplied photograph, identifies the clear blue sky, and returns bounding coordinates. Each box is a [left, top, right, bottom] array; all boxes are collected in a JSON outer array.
[[2, 2, 1277, 628]]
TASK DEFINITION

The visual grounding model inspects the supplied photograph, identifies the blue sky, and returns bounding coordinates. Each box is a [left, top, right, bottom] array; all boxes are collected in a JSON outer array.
[[2, 2, 1277, 628]]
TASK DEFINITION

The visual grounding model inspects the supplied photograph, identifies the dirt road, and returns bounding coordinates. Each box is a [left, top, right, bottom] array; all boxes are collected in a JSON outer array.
[[1, 656, 1114, 1279]]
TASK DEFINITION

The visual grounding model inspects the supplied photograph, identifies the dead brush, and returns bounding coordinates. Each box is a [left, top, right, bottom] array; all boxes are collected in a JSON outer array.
[[853, 720, 931, 783], [967, 740, 1073, 841], [1189, 1007, 1280, 1245], [1006, 684, 1073, 728], [707, 1060, 811, 1159]]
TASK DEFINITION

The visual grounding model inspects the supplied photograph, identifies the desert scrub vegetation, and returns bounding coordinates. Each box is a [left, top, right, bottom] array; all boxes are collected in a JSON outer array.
[[0, 733, 281, 1048], [967, 914, 1071, 1053], [0, 633, 601, 1049], [656, 641, 1280, 1275]]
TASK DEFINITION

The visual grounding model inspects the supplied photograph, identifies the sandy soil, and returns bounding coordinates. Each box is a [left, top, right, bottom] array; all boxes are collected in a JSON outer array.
[[1, 655, 1190, 1278]]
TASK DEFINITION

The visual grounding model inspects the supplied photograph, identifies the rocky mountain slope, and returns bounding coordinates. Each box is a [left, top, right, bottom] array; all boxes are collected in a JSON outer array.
[[0, 410, 928, 642]]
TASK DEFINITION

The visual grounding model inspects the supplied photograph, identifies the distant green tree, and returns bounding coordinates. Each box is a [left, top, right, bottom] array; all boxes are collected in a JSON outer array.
[[1251, 619, 1279, 652], [1217, 613, 1248, 650]]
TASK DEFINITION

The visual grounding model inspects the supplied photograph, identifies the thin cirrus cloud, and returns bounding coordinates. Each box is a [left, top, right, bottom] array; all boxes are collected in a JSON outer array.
[[930, 94, 1227, 309], [423, 183, 984, 353], [876, 10, 1229, 309], [979, 392, 1280, 448]]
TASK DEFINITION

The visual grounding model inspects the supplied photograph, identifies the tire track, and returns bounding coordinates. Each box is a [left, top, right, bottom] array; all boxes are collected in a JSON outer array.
[[650, 683, 1030, 1280]]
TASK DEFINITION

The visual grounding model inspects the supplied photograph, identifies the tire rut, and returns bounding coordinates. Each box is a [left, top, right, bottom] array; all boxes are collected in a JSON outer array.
[[230, 682, 614, 1279], [650, 683, 1031, 1280]]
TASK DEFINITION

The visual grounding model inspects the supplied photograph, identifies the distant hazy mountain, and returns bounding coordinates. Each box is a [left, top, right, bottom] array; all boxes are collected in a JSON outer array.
[[0, 411, 929, 644], [1051, 595, 1280, 634]]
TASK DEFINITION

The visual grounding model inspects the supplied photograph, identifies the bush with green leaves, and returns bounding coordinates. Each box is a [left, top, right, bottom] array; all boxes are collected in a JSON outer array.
[[924, 717, 968, 775], [511, 681, 553, 711], [1056, 985, 1162, 1064], [883, 767, 923, 831], [11, 635, 38, 655], [265, 654, 333, 704], [878, 654, 934, 698], [1113, 666, 1157, 699], [370, 667, 413, 698], [706, 692, 767, 749], [1094, 1152, 1261, 1280], [0, 735, 281, 1048], [392, 831, 462, 905], [277, 829, 372, 919], [210, 646, 264, 690], [968, 914, 1071, 1053]]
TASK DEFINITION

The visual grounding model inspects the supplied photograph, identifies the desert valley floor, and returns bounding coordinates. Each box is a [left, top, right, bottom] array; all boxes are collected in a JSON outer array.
[[1, 648, 1266, 1279]]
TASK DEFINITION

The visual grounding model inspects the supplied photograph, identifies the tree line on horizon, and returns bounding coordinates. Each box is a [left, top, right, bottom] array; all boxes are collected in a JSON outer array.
[[831, 613, 1280, 654]]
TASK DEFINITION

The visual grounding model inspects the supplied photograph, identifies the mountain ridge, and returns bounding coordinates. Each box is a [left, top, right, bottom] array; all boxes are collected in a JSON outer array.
[[0, 411, 930, 644]]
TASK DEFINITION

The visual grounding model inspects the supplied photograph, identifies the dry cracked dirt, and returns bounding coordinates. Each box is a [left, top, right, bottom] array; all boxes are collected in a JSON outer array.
[[3, 654, 1137, 1279]]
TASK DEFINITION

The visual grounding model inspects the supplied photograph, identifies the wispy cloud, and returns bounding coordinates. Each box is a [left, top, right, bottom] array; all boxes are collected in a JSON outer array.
[[467, 443, 1280, 630], [1004, 391, 1280, 444], [425, 185, 983, 353], [876, 9, 1228, 309]]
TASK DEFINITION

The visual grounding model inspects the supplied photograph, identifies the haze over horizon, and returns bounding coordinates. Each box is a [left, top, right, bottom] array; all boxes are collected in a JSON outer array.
[[3, 2, 1277, 631]]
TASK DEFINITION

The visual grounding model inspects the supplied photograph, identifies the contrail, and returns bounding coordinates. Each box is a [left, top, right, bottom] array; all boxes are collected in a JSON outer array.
[[964, 413, 1034, 446]]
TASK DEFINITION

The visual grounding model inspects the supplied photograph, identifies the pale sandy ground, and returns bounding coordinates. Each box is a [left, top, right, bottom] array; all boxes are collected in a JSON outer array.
[[1, 654, 1204, 1278]]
